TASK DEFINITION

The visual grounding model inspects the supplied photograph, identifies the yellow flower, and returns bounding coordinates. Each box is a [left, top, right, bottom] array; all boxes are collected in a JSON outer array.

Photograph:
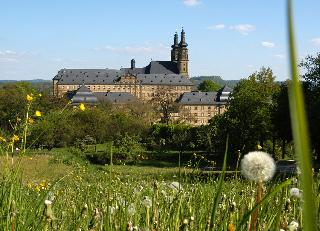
[[0, 136, 6, 142], [26, 94, 33, 101], [79, 103, 85, 111], [257, 144, 262, 150], [227, 223, 235, 231], [35, 111, 42, 117], [11, 135, 19, 142], [38, 93, 42, 97], [28, 118, 34, 124]]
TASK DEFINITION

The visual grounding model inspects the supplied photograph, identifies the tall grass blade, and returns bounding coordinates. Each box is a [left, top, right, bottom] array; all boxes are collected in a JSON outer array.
[[209, 135, 228, 231], [287, 0, 317, 230]]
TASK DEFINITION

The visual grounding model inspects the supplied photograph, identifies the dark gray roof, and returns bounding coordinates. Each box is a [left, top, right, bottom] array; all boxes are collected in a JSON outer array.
[[136, 74, 193, 86], [218, 85, 233, 93], [55, 63, 194, 86], [121, 67, 146, 75], [71, 85, 99, 105], [145, 61, 179, 74], [94, 92, 137, 104], [216, 85, 233, 102], [178, 92, 220, 105]]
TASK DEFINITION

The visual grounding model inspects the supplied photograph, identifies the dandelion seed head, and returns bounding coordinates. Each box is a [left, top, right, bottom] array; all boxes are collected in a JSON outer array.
[[169, 181, 182, 192], [142, 196, 152, 208], [240, 151, 275, 182], [288, 221, 299, 231], [289, 188, 301, 199], [44, 200, 52, 205], [128, 204, 136, 216]]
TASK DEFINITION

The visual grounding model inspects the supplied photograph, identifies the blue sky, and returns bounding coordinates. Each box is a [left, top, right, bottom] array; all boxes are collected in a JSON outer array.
[[0, 0, 319, 81]]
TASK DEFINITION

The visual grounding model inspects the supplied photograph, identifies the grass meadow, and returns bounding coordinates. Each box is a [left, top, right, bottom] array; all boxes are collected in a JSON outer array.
[[1, 152, 319, 231]]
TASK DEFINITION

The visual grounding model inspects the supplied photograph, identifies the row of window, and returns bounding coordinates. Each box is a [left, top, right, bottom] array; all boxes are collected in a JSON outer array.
[[187, 106, 224, 111], [59, 85, 191, 91], [194, 113, 218, 117]]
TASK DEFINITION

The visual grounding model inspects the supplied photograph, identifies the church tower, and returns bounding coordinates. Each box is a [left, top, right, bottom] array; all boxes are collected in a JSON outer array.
[[171, 32, 179, 63], [177, 28, 189, 77]]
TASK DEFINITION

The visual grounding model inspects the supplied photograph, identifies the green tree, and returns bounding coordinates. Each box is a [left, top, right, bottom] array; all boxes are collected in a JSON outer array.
[[271, 81, 292, 159], [210, 67, 279, 155], [0, 82, 36, 131], [198, 80, 220, 92], [299, 52, 320, 160]]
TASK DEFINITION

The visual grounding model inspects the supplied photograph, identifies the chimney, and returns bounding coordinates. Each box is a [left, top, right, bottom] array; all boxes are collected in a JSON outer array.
[[131, 59, 135, 69]]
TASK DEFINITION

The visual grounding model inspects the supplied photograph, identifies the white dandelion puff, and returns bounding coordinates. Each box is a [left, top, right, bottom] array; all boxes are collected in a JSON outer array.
[[288, 220, 299, 231], [142, 196, 152, 208], [168, 181, 183, 192], [128, 203, 136, 216], [289, 188, 301, 199], [240, 151, 276, 182], [44, 200, 52, 205]]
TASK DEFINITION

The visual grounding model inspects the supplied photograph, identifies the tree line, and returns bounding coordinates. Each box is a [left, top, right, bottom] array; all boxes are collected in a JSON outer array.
[[0, 52, 319, 163]]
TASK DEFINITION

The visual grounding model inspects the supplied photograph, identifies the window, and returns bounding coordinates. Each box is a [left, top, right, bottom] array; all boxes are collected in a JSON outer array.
[[194, 106, 198, 110]]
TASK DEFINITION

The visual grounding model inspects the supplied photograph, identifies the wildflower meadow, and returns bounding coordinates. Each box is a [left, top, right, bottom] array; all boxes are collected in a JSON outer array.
[[0, 1, 320, 230]]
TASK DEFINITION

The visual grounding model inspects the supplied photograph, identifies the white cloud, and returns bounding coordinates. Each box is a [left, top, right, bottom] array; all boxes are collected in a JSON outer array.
[[183, 0, 201, 6], [230, 24, 255, 35], [262, 41, 275, 48], [275, 54, 285, 59], [0, 50, 28, 63], [94, 43, 170, 55], [207, 24, 225, 30], [311, 38, 320, 46], [0, 58, 18, 63]]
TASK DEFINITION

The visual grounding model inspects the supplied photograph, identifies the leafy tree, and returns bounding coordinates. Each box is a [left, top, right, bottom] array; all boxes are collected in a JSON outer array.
[[0, 82, 36, 131], [198, 80, 220, 92], [300, 52, 320, 160], [150, 87, 179, 124], [300, 52, 320, 88], [209, 67, 279, 155], [271, 81, 292, 158]]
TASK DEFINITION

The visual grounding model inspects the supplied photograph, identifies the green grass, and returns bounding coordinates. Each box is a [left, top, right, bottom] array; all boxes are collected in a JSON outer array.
[[287, 0, 317, 230], [0, 154, 318, 230]]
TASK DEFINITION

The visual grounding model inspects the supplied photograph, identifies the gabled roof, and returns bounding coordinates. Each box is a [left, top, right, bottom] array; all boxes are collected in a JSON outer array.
[[71, 84, 99, 105], [145, 61, 179, 74]]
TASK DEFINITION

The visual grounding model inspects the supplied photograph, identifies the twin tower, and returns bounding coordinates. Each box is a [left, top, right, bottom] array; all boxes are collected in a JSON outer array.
[[171, 28, 189, 77]]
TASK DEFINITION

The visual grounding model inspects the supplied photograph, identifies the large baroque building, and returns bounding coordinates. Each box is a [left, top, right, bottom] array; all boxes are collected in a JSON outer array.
[[52, 29, 232, 125]]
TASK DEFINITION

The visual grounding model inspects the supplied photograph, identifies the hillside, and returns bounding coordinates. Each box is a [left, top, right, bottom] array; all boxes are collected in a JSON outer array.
[[191, 76, 239, 88]]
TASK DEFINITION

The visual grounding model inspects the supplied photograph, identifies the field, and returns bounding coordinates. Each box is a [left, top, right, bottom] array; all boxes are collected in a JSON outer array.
[[1, 151, 318, 231]]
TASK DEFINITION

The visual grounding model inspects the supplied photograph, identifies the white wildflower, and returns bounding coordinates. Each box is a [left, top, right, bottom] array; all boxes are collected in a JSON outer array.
[[289, 188, 301, 199], [240, 151, 276, 182], [288, 221, 299, 231], [142, 196, 152, 208]]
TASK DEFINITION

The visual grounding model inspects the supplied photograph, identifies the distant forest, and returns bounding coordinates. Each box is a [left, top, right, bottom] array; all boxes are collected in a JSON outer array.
[[190, 76, 239, 88]]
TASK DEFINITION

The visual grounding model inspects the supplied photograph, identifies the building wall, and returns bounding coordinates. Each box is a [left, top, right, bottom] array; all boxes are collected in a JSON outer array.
[[176, 104, 227, 125], [54, 82, 193, 100]]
